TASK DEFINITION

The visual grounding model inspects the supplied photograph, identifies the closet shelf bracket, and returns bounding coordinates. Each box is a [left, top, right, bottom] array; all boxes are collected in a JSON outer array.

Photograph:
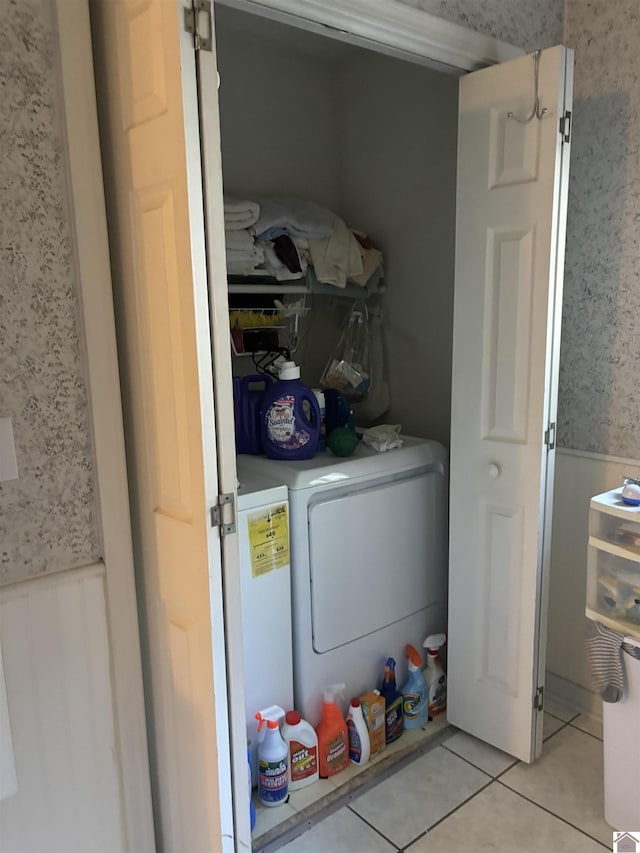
[[184, 0, 213, 52]]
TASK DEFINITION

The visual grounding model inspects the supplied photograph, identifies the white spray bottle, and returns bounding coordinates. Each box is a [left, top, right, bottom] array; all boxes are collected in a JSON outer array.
[[255, 705, 288, 807], [423, 633, 447, 717]]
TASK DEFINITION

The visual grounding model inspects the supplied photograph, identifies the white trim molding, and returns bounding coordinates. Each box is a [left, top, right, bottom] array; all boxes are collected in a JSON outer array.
[[53, 2, 155, 850], [217, 0, 524, 73]]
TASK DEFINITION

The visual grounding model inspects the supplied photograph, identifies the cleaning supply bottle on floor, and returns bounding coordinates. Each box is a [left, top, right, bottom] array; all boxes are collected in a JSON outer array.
[[260, 360, 321, 460], [346, 697, 370, 766], [423, 633, 447, 717], [401, 644, 429, 728], [380, 657, 404, 744], [281, 710, 319, 790], [255, 705, 288, 807], [316, 684, 350, 777]]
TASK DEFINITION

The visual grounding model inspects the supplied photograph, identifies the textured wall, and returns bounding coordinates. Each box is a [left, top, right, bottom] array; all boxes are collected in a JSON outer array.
[[0, 0, 98, 584], [397, 0, 564, 52], [558, 0, 640, 458]]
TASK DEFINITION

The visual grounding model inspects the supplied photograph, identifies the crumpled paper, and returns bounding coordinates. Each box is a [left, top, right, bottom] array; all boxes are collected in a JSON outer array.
[[361, 424, 403, 452]]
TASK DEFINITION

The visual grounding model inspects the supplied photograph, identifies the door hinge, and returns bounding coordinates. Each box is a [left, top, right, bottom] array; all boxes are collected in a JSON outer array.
[[534, 686, 544, 712], [544, 421, 556, 451], [184, 0, 213, 52], [559, 110, 571, 143], [211, 492, 236, 536]]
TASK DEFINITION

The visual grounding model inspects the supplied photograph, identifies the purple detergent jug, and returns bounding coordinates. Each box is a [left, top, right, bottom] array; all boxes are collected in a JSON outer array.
[[260, 361, 321, 460], [233, 374, 273, 455]]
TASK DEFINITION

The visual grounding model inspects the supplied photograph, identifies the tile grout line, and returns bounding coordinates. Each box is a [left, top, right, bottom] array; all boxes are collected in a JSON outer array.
[[568, 721, 603, 742], [398, 776, 496, 849], [440, 742, 518, 779], [346, 804, 402, 851], [495, 778, 609, 848]]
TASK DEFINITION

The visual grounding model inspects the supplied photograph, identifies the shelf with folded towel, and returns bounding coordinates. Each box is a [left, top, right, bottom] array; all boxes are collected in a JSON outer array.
[[228, 282, 308, 295], [227, 265, 384, 298]]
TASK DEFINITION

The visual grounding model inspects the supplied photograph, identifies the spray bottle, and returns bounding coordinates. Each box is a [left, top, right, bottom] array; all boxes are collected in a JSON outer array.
[[380, 657, 404, 743], [315, 684, 349, 777], [255, 705, 288, 807], [401, 644, 429, 728], [423, 633, 447, 717], [346, 697, 371, 766]]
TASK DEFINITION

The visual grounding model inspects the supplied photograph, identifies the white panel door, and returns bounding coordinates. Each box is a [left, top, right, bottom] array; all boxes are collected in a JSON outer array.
[[448, 46, 573, 763], [90, 1, 236, 849]]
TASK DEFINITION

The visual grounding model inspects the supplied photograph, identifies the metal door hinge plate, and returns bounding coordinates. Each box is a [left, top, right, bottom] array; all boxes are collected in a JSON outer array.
[[211, 492, 236, 535], [559, 110, 571, 143], [544, 421, 556, 450], [184, 0, 212, 52], [534, 686, 544, 711]]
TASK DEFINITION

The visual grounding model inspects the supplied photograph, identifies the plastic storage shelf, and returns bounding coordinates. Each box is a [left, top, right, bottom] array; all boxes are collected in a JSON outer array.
[[586, 489, 640, 640]]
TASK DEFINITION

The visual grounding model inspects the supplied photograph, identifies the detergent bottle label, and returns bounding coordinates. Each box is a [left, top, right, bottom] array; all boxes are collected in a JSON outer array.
[[258, 757, 288, 804], [347, 719, 362, 762], [403, 690, 424, 721], [289, 740, 318, 783], [384, 696, 404, 742], [266, 396, 310, 449], [325, 733, 347, 773]]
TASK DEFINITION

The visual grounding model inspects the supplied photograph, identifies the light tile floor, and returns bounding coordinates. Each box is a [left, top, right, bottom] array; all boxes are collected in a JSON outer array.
[[274, 705, 614, 853]]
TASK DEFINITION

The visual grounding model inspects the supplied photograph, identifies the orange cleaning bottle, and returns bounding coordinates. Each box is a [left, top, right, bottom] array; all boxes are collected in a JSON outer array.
[[315, 683, 349, 777]]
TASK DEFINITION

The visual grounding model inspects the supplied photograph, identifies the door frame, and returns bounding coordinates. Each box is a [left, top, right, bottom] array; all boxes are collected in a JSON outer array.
[[53, 2, 155, 849], [204, 0, 535, 838], [217, 0, 524, 72]]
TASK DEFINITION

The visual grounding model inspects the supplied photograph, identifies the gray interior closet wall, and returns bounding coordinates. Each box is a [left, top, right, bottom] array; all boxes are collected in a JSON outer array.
[[216, 6, 458, 446]]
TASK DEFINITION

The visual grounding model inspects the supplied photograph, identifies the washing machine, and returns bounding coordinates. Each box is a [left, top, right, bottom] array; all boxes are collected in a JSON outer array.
[[236, 470, 293, 785], [237, 437, 448, 726]]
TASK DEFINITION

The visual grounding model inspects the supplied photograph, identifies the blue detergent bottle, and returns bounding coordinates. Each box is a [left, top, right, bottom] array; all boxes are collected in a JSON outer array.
[[261, 361, 321, 460], [401, 644, 429, 728]]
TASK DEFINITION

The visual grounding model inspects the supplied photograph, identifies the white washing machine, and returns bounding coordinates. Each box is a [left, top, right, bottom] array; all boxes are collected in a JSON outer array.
[[236, 470, 294, 785], [238, 437, 447, 727]]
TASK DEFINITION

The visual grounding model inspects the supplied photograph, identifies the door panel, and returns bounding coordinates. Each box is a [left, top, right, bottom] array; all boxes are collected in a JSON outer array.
[[448, 46, 573, 763], [90, 1, 232, 849]]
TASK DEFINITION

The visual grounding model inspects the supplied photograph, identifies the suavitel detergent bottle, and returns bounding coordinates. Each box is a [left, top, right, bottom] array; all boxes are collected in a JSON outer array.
[[260, 360, 320, 460], [316, 684, 349, 777], [255, 705, 288, 807]]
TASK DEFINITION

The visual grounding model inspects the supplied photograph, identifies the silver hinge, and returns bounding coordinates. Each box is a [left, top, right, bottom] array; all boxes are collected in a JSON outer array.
[[534, 686, 544, 711], [211, 492, 236, 536], [184, 0, 213, 52], [559, 110, 571, 143], [544, 421, 556, 450]]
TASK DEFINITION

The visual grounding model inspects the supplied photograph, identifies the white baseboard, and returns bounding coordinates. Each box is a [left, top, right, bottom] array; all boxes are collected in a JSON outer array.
[[546, 670, 602, 720]]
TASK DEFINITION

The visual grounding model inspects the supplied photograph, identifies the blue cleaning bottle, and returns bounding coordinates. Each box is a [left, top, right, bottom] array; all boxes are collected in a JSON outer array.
[[401, 644, 429, 728], [380, 657, 404, 743]]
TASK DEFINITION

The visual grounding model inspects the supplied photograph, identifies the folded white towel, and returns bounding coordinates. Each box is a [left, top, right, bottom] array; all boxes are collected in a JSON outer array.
[[225, 229, 255, 252], [250, 197, 336, 240], [308, 218, 363, 288], [224, 197, 260, 231], [226, 241, 265, 268]]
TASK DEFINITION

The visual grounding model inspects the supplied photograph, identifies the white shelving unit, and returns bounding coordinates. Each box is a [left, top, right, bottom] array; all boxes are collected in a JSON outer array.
[[586, 488, 640, 641]]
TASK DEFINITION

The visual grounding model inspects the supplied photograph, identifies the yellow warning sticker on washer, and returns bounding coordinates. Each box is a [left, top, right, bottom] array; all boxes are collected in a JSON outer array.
[[248, 503, 289, 578]]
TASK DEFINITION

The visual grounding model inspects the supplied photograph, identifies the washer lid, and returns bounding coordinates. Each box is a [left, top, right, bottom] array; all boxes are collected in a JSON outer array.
[[235, 436, 446, 490]]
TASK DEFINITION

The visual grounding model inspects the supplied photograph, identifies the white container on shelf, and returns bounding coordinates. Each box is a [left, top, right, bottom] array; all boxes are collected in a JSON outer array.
[[586, 489, 640, 639], [603, 638, 640, 829]]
